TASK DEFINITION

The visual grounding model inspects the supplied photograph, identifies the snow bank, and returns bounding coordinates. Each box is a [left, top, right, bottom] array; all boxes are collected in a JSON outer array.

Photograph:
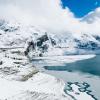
[[32, 54, 96, 65]]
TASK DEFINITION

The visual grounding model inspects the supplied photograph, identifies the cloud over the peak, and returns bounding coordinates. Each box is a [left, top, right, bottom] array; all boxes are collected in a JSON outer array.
[[0, 0, 100, 34]]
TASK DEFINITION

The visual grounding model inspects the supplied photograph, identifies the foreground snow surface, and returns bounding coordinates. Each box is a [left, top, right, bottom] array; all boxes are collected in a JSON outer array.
[[0, 48, 96, 100], [0, 72, 71, 100], [0, 72, 95, 100]]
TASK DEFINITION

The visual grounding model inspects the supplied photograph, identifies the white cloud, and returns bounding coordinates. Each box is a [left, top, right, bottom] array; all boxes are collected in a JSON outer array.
[[0, 0, 100, 35]]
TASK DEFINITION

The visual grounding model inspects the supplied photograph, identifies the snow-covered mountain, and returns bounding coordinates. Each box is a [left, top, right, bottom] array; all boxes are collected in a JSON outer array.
[[0, 19, 48, 47], [0, 19, 100, 56]]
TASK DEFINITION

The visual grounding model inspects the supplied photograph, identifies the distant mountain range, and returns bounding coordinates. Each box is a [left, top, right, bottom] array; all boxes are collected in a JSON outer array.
[[0, 15, 100, 56]]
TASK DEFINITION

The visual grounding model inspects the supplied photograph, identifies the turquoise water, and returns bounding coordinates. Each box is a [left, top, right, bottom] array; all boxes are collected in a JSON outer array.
[[33, 55, 100, 99], [44, 55, 100, 76]]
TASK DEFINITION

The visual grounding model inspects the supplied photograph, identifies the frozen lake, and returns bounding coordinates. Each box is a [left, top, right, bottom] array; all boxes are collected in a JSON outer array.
[[33, 55, 100, 100]]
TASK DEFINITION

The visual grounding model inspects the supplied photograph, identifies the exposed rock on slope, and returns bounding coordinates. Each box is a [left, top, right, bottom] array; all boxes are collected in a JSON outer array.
[[0, 48, 71, 100]]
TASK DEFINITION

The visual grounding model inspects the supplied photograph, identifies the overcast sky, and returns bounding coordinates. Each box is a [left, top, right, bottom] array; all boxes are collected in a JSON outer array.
[[0, 0, 100, 34]]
